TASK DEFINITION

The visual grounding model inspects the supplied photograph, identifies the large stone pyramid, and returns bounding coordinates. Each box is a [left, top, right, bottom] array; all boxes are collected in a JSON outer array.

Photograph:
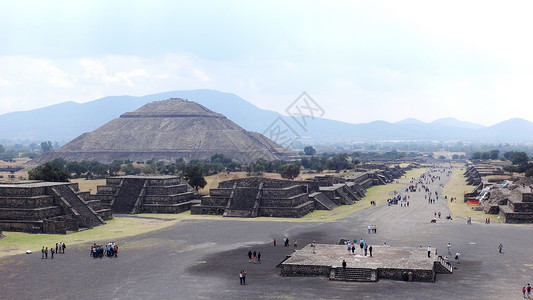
[[32, 98, 295, 164]]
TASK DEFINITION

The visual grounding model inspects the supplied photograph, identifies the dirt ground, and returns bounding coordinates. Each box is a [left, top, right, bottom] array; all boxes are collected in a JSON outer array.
[[1, 164, 532, 299]]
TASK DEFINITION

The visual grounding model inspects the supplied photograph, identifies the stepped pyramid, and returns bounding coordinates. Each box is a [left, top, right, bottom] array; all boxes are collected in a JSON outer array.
[[32, 98, 295, 164]]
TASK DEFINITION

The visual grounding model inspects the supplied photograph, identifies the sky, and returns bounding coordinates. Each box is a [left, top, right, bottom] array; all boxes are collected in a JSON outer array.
[[1, 0, 533, 126]]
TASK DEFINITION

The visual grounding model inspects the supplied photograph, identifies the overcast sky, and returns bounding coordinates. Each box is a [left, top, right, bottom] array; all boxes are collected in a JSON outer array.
[[1, 0, 532, 126]]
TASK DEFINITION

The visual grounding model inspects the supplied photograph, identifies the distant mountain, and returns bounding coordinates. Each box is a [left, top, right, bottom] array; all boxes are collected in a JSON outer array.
[[430, 118, 485, 129], [1, 89, 533, 144]]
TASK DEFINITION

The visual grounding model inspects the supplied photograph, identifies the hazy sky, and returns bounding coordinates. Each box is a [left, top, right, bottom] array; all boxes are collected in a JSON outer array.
[[1, 0, 532, 126]]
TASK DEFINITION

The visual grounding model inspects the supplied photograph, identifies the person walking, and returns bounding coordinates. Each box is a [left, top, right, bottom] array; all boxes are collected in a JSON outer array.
[[55, 243, 58, 255], [342, 259, 347, 270], [253, 250, 257, 263], [498, 243, 503, 254], [447, 242, 451, 255], [248, 250, 252, 263], [294, 240, 297, 248], [369, 245, 373, 257], [368, 225, 371, 234], [523, 286, 527, 298], [51, 248, 55, 259], [242, 270, 246, 285], [257, 252, 261, 263], [41, 246, 45, 259], [527, 283, 532, 298], [427, 245, 432, 258], [239, 271, 244, 285], [455, 252, 460, 264], [44, 247, 48, 259], [62, 242, 66, 254], [273, 239, 276, 246]]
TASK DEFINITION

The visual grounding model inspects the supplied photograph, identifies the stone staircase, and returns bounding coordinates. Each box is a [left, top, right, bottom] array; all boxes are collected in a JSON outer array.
[[223, 186, 257, 217], [111, 178, 146, 214], [434, 256, 453, 274], [329, 267, 377, 282], [311, 192, 337, 210], [51, 185, 105, 226]]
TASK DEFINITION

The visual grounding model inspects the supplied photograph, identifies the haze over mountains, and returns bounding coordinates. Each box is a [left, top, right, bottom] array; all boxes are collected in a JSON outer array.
[[1, 89, 532, 145]]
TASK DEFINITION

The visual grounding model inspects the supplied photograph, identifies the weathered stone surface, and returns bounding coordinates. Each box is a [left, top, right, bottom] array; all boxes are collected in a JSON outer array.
[[93, 175, 201, 214], [0, 181, 111, 234], [32, 98, 296, 164]]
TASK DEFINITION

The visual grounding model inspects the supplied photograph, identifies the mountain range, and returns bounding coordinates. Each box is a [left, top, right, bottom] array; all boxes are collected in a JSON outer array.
[[1, 89, 532, 145]]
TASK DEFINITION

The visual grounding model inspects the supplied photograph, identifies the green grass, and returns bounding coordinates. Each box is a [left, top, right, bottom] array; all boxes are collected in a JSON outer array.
[[443, 165, 498, 223], [0, 216, 181, 258]]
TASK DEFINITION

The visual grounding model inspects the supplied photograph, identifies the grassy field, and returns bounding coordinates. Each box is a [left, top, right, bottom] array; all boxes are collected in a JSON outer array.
[[0, 168, 427, 257], [0, 216, 181, 258], [443, 164, 499, 223]]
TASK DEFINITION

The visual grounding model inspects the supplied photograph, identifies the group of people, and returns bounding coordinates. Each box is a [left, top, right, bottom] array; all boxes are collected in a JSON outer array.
[[522, 284, 532, 298], [90, 242, 118, 258], [367, 225, 377, 234], [41, 242, 66, 259], [247, 250, 261, 263], [344, 240, 372, 257]]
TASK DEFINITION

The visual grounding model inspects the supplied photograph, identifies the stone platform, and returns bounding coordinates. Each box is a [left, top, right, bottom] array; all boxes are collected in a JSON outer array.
[[279, 244, 452, 282]]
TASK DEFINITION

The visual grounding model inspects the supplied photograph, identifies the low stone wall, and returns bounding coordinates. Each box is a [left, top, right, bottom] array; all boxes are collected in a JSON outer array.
[[190, 204, 225, 215], [377, 268, 435, 282], [258, 201, 314, 217], [142, 202, 192, 213], [0, 196, 54, 208], [280, 264, 331, 277]]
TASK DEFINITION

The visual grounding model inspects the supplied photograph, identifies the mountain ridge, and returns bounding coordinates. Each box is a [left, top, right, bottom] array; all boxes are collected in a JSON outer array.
[[1, 89, 533, 144]]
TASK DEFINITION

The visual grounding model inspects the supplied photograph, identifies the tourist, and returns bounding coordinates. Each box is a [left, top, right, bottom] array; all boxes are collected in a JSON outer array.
[[498, 243, 503, 254], [55, 243, 58, 255], [342, 259, 346, 270], [311, 241, 316, 253], [51, 248, 55, 259], [351, 244, 355, 255], [44, 247, 48, 259], [257, 252, 261, 263], [294, 240, 297, 247], [239, 271, 244, 285], [253, 250, 257, 263], [242, 270, 246, 285], [438, 212, 441, 218], [427, 245, 431, 258], [364, 242, 368, 256], [369, 245, 373, 257], [523, 286, 527, 298], [360, 241, 364, 255], [447, 242, 451, 255], [41, 246, 45, 259], [373, 225, 377, 234], [273, 239, 276, 246], [455, 252, 460, 264], [527, 283, 532, 298], [62, 242, 66, 254], [248, 250, 252, 263], [368, 225, 371, 234]]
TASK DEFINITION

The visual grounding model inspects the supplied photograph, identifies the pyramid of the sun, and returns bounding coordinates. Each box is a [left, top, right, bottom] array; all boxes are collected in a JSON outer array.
[[33, 98, 295, 164]]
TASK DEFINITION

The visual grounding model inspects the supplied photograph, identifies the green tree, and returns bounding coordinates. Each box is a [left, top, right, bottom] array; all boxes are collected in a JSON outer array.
[[66, 161, 88, 178], [40, 141, 53, 152], [28, 162, 70, 182], [279, 163, 301, 180], [304, 146, 316, 156], [512, 152, 529, 165], [184, 165, 207, 190]]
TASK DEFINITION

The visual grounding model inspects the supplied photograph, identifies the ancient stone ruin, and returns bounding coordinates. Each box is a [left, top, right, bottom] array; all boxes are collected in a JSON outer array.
[[0, 181, 111, 234], [92, 175, 201, 214], [278, 244, 452, 282], [191, 166, 406, 218], [479, 178, 533, 223], [32, 98, 296, 164]]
